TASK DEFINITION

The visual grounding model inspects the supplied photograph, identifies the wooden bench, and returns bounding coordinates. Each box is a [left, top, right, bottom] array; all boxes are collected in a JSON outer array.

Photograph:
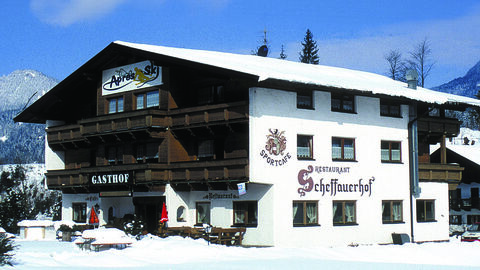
[[208, 227, 246, 246], [158, 226, 246, 246]]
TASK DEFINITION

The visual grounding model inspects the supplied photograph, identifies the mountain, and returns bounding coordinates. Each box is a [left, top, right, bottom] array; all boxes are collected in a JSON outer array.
[[0, 70, 57, 164], [433, 61, 480, 98]]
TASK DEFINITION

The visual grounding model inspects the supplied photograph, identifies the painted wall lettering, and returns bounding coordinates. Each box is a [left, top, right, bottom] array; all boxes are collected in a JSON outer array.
[[297, 165, 375, 197], [202, 193, 240, 200]]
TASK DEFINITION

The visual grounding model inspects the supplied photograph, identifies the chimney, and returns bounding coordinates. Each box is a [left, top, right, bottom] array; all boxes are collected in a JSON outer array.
[[406, 69, 418, 89]]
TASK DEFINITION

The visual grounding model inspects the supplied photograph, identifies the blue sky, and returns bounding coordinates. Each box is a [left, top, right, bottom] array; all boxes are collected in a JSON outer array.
[[1, 0, 480, 88]]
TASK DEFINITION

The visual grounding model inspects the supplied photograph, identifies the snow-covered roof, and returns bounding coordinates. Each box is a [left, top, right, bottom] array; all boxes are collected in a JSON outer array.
[[431, 128, 480, 165], [115, 41, 480, 108]]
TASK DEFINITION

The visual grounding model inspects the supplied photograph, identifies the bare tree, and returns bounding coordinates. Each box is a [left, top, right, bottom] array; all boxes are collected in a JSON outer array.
[[407, 38, 435, 87], [385, 50, 404, 81]]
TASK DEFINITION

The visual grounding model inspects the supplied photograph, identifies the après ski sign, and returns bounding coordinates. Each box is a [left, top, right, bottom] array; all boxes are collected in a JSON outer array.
[[102, 60, 162, 96]]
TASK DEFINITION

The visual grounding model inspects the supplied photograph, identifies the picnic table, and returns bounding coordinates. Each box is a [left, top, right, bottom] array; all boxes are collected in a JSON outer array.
[[75, 228, 133, 251]]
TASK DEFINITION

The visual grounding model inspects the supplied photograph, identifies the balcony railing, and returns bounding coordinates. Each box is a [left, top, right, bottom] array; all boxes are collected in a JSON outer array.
[[46, 158, 249, 190], [418, 163, 463, 185], [46, 102, 248, 148], [417, 116, 461, 137], [450, 198, 480, 211]]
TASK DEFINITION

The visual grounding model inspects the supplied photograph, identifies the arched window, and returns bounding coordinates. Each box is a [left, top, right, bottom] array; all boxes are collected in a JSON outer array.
[[177, 206, 186, 222]]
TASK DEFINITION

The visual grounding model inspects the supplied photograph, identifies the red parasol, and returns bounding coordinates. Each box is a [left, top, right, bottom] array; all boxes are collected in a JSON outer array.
[[88, 206, 99, 225], [160, 202, 168, 223]]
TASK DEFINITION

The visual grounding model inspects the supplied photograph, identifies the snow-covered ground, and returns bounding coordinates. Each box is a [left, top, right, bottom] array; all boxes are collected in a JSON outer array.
[[5, 235, 480, 270]]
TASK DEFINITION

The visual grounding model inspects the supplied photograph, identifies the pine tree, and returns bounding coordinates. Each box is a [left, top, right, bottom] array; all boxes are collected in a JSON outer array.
[[0, 235, 15, 266], [299, 29, 319, 64], [279, 45, 287, 60]]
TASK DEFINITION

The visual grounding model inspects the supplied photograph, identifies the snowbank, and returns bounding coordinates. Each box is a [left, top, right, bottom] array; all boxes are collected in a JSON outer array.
[[7, 235, 480, 269]]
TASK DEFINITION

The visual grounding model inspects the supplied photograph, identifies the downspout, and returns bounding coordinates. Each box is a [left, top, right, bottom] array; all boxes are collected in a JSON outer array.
[[408, 102, 421, 243], [406, 69, 421, 243]]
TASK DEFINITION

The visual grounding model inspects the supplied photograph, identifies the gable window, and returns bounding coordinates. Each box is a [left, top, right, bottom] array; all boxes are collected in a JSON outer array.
[[297, 135, 313, 160], [233, 201, 258, 227], [108, 97, 124, 114], [196, 202, 211, 225], [381, 141, 401, 163], [293, 201, 318, 226], [380, 99, 401, 117], [332, 137, 355, 161], [297, 90, 313, 109], [136, 90, 159, 109], [333, 201, 356, 225], [417, 200, 435, 222], [331, 93, 355, 113], [72, 202, 87, 223], [382, 200, 403, 223], [198, 85, 225, 105]]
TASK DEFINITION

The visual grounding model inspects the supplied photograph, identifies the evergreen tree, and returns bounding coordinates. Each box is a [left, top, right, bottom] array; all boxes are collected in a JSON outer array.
[[279, 44, 287, 60], [0, 165, 61, 233], [299, 29, 319, 64], [0, 235, 15, 266]]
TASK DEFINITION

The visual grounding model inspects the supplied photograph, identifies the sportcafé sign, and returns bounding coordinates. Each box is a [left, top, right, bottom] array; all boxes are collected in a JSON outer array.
[[102, 60, 162, 96], [90, 172, 132, 186]]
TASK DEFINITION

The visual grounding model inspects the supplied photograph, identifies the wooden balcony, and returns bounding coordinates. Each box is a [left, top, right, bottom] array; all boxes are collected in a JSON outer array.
[[169, 101, 248, 129], [417, 116, 461, 138], [46, 158, 249, 192], [46, 102, 248, 149], [418, 163, 464, 188]]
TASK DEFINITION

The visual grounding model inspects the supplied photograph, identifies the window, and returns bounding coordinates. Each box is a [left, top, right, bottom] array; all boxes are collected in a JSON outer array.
[[297, 90, 313, 109], [72, 203, 87, 223], [108, 97, 124, 114], [333, 201, 356, 225], [136, 143, 159, 163], [381, 141, 402, 163], [297, 135, 313, 160], [198, 85, 225, 105], [332, 137, 355, 161], [450, 215, 462, 225], [416, 200, 435, 222], [467, 215, 480, 225], [293, 201, 318, 226], [380, 99, 401, 117], [233, 201, 258, 227], [198, 139, 214, 159], [382, 201, 403, 223], [136, 91, 159, 109], [331, 93, 355, 113], [177, 206, 186, 222], [107, 145, 123, 165], [196, 202, 211, 224]]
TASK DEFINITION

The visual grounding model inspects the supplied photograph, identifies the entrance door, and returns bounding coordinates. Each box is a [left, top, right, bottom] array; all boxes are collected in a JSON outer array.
[[133, 196, 165, 233]]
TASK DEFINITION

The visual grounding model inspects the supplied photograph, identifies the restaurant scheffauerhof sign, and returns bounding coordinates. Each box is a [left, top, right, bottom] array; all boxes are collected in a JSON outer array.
[[90, 172, 132, 186], [102, 60, 162, 96], [297, 165, 375, 197]]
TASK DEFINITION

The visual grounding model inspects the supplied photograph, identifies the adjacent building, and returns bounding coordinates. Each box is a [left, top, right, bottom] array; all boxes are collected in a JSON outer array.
[[15, 41, 480, 246]]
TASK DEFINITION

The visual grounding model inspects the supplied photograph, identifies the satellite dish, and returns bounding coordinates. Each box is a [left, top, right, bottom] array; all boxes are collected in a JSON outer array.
[[257, 45, 268, 57]]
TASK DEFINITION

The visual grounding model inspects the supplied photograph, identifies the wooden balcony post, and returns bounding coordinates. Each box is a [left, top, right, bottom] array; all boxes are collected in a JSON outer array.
[[440, 135, 447, 164]]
